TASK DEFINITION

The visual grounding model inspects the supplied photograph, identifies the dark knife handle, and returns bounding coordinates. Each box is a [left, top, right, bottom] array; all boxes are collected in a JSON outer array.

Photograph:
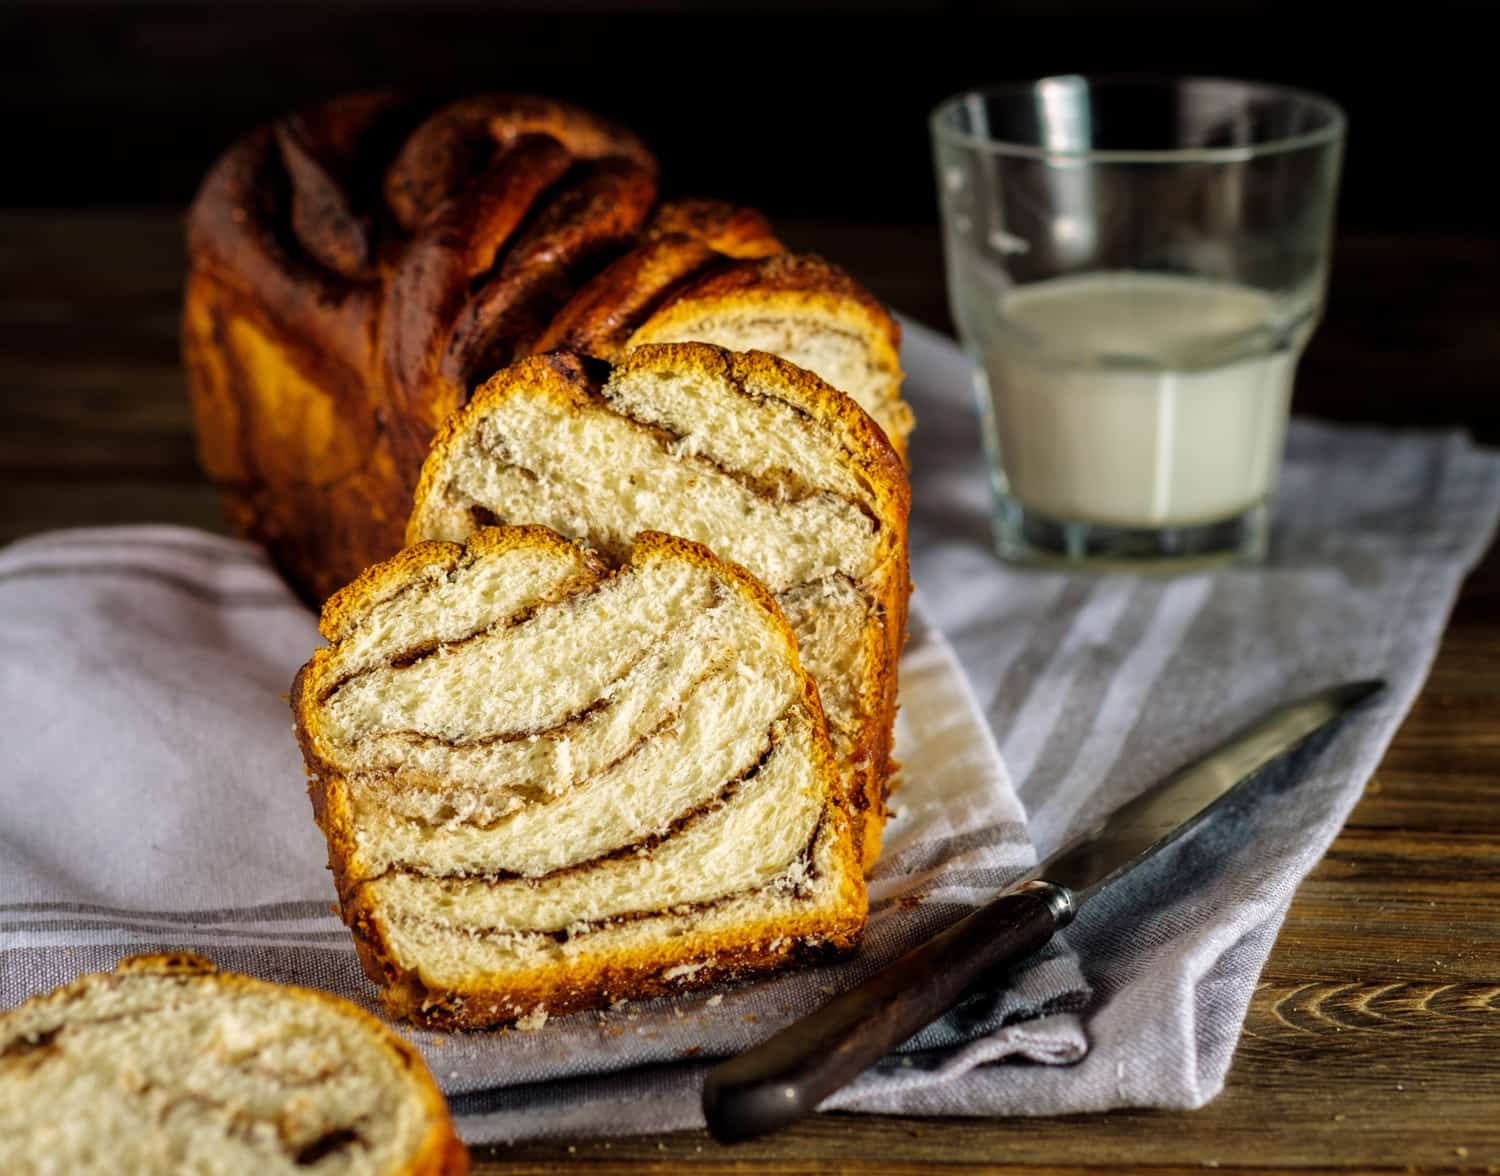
[[702, 879, 1075, 1143]]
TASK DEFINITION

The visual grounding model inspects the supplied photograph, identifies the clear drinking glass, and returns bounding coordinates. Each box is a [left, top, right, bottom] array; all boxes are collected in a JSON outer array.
[[931, 76, 1345, 568]]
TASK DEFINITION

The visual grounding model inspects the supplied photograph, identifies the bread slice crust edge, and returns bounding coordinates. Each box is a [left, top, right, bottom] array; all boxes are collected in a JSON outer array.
[[0, 952, 468, 1175], [292, 526, 868, 1028]]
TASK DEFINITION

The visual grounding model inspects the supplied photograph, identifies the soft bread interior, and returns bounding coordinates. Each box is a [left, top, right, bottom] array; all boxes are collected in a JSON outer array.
[[0, 965, 435, 1176], [367, 706, 824, 942], [369, 787, 849, 995], [422, 381, 880, 591], [320, 558, 721, 750], [778, 572, 872, 743], [296, 529, 863, 1018], [318, 534, 598, 671], [313, 559, 803, 879]]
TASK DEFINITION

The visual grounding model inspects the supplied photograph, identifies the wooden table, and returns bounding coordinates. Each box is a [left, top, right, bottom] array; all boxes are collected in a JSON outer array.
[[3, 212, 1496, 1173]]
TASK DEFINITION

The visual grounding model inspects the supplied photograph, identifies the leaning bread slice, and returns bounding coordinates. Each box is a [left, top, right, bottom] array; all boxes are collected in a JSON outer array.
[[0, 953, 466, 1175], [627, 253, 914, 457], [293, 526, 866, 1028], [407, 345, 910, 871]]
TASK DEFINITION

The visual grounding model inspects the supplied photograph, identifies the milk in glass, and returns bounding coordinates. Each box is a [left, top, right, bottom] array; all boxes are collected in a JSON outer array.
[[962, 270, 1316, 529]]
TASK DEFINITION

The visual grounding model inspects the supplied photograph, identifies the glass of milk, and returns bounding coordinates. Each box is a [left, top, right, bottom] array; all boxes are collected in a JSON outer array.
[[931, 76, 1345, 568]]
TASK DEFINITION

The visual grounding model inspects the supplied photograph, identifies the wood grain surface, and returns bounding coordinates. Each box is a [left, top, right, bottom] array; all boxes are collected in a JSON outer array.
[[1, 211, 1495, 1173]]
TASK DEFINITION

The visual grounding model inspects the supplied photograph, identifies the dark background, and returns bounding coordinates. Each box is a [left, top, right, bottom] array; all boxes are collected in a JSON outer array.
[[6, 0, 1495, 230], [4, 0, 1498, 440]]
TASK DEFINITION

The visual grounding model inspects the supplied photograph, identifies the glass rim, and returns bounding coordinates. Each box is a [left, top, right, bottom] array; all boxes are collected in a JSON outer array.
[[930, 74, 1346, 163]]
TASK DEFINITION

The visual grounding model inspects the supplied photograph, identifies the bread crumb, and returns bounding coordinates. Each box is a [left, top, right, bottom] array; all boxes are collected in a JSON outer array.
[[706, 994, 723, 1007], [514, 1006, 549, 1032]]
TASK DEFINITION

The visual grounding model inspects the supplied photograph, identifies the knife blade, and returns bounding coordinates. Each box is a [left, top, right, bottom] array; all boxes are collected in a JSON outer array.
[[701, 678, 1384, 1143]]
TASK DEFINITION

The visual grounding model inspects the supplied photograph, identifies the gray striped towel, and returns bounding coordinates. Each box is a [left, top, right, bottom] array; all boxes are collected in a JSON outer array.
[[3, 320, 1498, 1141]]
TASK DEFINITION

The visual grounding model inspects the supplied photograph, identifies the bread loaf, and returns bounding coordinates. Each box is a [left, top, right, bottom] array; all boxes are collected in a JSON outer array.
[[292, 526, 867, 1028], [0, 953, 466, 1174], [407, 344, 910, 870], [183, 92, 911, 602]]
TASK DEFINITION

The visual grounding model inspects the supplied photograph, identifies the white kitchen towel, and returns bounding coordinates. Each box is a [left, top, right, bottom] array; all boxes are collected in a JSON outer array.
[[0, 530, 1086, 1137], [3, 320, 1498, 1143]]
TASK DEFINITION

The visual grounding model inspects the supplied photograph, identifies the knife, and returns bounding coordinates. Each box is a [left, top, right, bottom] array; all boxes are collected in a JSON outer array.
[[702, 678, 1384, 1143]]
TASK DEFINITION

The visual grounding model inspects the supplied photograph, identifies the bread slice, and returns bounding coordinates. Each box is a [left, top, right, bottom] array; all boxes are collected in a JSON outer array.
[[292, 526, 866, 1028], [406, 344, 910, 871], [0, 953, 466, 1175], [627, 253, 913, 458]]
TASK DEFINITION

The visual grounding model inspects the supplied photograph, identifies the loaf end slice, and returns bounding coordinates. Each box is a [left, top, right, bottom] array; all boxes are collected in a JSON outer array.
[[627, 253, 913, 457], [293, 526, 867, 1028], [0, 953, 466, 1175]]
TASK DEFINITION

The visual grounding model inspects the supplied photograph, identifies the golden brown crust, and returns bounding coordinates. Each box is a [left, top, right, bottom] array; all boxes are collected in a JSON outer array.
[[1, 953, 468, 1175], [645, 198, 783, 259], [185, 127, 377, 368], [181, 97, 439, 600], [275, 122, 369, 280], [184, 94, 662, 602], [442, 156, 658, 384], [381, 135, 576, 473], [408, 343, 909, 870], [384, 94, 655, 233], [292, 524, 865, 1028], [530, 200, 784, 363], [525, 234, 723, 361], [353, 874, 863, 1030], [273, 98, 398, 282], [183, 90, 909, 613], [180, 267, 401, 604]]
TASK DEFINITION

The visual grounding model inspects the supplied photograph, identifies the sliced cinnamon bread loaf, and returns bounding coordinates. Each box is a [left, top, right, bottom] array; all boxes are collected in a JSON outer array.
[[407, 344, 910, 870], [183, 92, 914, 603], [292, 526, 866, 1028], [0, 953, 466, 1175]]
